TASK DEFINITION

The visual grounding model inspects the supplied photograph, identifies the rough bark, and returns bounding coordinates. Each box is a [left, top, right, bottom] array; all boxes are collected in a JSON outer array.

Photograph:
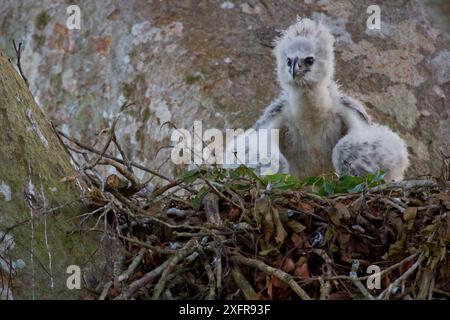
[[0, 51, 115, 299]]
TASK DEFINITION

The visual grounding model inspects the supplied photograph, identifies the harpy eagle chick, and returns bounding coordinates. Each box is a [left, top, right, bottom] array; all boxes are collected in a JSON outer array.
[[254, 18, 351, 178], [332, 96, 410, 182], [225, 18, 409, 180]]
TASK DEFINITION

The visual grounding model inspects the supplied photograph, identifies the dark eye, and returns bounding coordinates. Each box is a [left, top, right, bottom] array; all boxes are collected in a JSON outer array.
[[304, 56, 314, 66], [286, 58, 292, 67]]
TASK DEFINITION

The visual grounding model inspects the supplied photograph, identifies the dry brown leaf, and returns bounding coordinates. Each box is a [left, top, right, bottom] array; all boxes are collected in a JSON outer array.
[[403, 207, 417, 222], [291, 233, 305, 248], [387, 211, 404, 235], [328, 209, 342, 226], [335, 202, 351, 219], [271, 275, 289, 289], [281, 258, 295, 273], [294, 261, 310, 278], [263, 209, 274, 242], [253, 196, 270, 227], [273, 207, 288, 244], [297, 201, 315, 214], [286, 220, 306, 233]]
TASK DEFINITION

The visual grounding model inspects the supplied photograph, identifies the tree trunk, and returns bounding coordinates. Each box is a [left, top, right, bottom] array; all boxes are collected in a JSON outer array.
[[0, 51, 115, 299]]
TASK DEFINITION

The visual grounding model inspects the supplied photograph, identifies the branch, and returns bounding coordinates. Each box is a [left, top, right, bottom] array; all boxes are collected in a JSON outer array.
[[115, 239, 198, 300], [369, 180, 448, 193], [12, 39, 29, 87], [231, 254, 312, 300], [99, 247, 146, 300], [56, 128, 173, 182], [231, 266, 257, 299]]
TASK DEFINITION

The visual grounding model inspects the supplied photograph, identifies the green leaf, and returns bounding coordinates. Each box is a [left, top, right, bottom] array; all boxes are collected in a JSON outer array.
[[224, 182, 250, 190], [262, 173, 302, 190], [322, 180, 335, 196], [182, 169, 200, 184], [348, 183, 364, 193], [231, 165, 261, 181], [303, 176, 325, 186], [192, 186, 210, 210], [372, 170, 386, 183]]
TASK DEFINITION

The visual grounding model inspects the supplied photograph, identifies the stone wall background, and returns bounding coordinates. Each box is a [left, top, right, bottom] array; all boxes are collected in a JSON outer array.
[[1, 0, 449, 182]]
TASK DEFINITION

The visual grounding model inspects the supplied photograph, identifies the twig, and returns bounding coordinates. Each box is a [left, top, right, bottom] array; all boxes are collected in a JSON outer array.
[[203, 192, 224, 291], [377, 253, 425, 300], [313, 249, 332, 300], [231, 266, 257, 299], [112, 132, 133, 172], [86, 101, 134, 169], [433, 288, 450, 298], [99, 158, 144, 195], [151, 179, 184, 198], [215, 255, 223, 291], [12, 40, 29, 87], [231, 254, 312, 300], [381, 198, 406, 213], [90, 229, 174, 255], [99, 247, 146, 300], [194, 239, 216, 297], [320, 252, 419, 282], [369, 180, 448, 193], [351, 279, 375, 300], [112, 191, 204, 231], [202, 177, 243, 209], [115, 239, 198, 300], [151, 239, 199, 299], [203, 193, 222, 226], [56, 129, 173, 182], [428, 274, 435, 300], [418, 265, 436, 300]]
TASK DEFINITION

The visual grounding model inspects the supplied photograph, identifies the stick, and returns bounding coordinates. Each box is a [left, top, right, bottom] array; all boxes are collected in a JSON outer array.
[[112, 191, 204, 231], [87, 101, 134, 169], [202, 192, 224, 291], [152, 239, 198, 299], [115, 239, 198, 300], [204, 260, 217, 300], [99, 247, 146, 300], [313, 249, 332, 300], [377, 253, 424, 300], [231, 254, 312, 300], [351, 279, 375, 300], [231, 266, 257, 299], [320, 253, 419, 282], [56, 129, 173, 182], [369, 180, 448, 193], [12, 40, 29, 87], [151, 179, 184, 198]]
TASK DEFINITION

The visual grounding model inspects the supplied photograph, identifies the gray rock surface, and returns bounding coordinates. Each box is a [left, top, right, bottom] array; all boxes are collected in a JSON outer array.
[[0, 0, 449, 182]]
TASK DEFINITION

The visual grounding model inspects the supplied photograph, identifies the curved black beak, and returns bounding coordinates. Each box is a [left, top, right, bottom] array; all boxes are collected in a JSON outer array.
[[291, 57, 299, 80]]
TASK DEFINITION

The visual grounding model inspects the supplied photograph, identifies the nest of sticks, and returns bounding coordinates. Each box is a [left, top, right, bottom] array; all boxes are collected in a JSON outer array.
[[55, 109, 450, 301]]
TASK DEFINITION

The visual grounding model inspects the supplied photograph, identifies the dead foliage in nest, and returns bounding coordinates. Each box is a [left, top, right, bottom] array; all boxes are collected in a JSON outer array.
[[55, 105, 450, 301]]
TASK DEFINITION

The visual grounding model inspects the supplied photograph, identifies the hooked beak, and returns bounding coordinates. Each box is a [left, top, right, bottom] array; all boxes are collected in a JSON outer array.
[[291, 57, 299, 80]]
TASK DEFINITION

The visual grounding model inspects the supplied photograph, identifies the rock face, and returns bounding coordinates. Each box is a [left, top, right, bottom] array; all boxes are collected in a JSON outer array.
[[0, 52, 116, 299], [0, 0, 449, 181]]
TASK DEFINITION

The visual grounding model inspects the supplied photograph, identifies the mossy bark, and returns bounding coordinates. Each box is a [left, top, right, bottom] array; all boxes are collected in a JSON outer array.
[[0, 51, 114, 299]]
